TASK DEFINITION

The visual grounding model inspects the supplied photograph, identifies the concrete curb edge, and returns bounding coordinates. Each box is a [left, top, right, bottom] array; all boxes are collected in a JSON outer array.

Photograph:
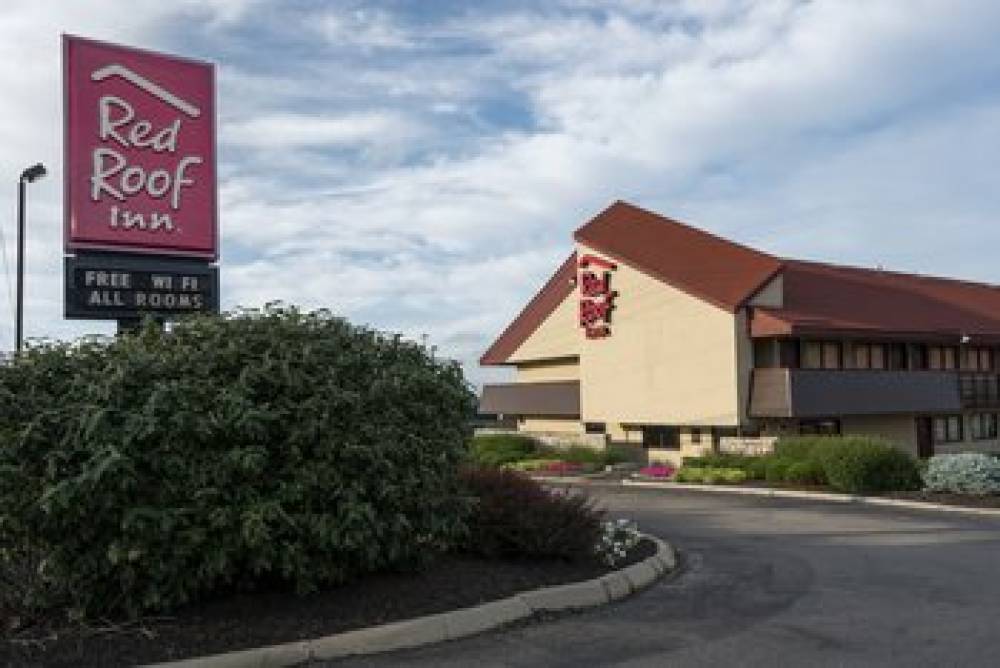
[[144, 534, 676, 668], [621, 479, 1000, 517]]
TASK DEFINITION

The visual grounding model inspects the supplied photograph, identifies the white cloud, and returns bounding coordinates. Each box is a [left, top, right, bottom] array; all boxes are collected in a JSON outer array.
[[222, 112, 422, 149], [3, 0, 1000, 390]]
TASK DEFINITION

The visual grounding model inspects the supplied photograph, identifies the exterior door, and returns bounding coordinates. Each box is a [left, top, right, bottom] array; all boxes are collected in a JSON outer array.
[[915, 417, 934, 458]]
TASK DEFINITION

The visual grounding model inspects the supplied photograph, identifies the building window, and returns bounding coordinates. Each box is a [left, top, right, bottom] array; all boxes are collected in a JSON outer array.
[[585, 422, 606, 434], [854, 344, 869, 369], [962, 347, 993, 371], [802, 341, 841, 369], [932, 415, 964, 443], [928, 346, 958, 370], [753, 339, 777, 368], [799, 419, 841, 436], [690, 428, 701, 444], [969, 413, 998, 441], [887, 343, 906, 370], [854, 343, 887, 370], [642, 426, 679, 450]]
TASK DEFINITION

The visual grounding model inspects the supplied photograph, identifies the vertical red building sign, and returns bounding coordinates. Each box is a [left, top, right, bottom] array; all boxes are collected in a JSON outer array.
[[578, 254, 617, 338], [64, 35, 217, 259]]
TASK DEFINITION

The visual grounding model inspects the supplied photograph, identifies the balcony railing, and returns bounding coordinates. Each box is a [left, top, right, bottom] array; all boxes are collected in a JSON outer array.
[[749, 368, 961, 418]]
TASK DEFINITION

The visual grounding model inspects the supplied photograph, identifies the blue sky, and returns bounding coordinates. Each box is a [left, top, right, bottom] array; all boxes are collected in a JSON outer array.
[[2, 1, 1000, 386]]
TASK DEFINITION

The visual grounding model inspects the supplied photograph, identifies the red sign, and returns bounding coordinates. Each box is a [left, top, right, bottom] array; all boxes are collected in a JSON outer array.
[[578, 254, 617, 338], [64, 35, 217, 259]]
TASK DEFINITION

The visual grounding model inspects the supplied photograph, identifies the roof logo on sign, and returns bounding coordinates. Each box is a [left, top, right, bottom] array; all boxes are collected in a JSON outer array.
[[91, 64, 201, 118]]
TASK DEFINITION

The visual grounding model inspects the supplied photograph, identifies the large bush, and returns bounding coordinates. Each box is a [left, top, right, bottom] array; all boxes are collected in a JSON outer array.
[[0, 305, 476, 618], [812, 437, 921, 494], [922, 453, 1000, 495], [459, 467, 603, 560]]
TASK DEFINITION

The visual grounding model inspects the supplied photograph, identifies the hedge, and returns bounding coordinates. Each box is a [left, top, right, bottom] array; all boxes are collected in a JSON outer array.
[[676, 436, 920, 494], [470, 433, 539, 466], [0, 305, 476, 619]]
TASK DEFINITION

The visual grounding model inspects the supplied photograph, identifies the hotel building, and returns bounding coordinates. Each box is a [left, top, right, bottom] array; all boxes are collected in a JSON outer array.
[[479, 201, 1000, 464]]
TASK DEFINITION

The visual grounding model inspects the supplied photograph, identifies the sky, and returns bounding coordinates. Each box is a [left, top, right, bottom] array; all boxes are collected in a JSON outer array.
[[1, 0, 1000, 387]]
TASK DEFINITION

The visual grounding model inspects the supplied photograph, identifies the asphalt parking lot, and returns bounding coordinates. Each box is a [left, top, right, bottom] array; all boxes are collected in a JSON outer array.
[[326, 487, 1000, 667]]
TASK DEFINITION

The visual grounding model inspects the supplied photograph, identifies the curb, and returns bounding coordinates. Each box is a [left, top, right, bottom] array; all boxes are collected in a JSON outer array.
[[143, 534, 675, 668], [621, 479, 1000, 518]]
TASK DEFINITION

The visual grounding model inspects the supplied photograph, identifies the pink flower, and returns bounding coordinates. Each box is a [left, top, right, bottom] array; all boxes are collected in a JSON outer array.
[[639, 464, 675, 478]]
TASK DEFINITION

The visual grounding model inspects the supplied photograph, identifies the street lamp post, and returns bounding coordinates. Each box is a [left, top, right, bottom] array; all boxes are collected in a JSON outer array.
[[16, 163, 46, 354]]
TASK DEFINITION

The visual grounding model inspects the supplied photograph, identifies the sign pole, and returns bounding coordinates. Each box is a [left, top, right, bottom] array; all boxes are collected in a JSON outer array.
[[15, 177, 24, 353]]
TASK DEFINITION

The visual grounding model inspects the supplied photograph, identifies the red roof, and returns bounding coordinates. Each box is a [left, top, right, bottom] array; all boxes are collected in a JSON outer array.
[[574, 201, 783, 312], [482, 200, 1000, 366], [481, 201, 783, 365], [480, 252, 577, 365], [752, 260, 1000, 342]]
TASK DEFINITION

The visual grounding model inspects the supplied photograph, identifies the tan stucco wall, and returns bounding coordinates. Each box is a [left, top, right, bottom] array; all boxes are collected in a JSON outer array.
[[508, 290, 580, 363], [515, 358, 580, 382], [646, 429, 711, 466], [578, 244, 742, 426], [518, 417, 584, 434]]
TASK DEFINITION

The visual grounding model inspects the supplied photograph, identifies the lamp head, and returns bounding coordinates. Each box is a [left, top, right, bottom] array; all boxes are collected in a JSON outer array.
[[20, 163, 47, 183]]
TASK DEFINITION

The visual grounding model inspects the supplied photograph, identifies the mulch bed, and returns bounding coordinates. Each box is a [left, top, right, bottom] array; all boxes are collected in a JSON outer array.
[[885, 490, 1000, 509], [2, 540, 655, 668]]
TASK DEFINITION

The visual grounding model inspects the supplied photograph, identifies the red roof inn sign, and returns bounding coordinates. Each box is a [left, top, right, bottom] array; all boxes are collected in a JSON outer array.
[[64, 35, 217, 259], [63, 35, 219, 323], [578, 254, 617, 338]]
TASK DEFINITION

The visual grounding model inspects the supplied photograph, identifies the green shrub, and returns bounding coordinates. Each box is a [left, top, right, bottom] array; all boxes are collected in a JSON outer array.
[[813, 437, 921, 494], [922, 453, 1000, 495], [0, 306, 475, 619], [537, 443, 629, 467], [684, 453, 769, 480], [684, 454, 754, 469], [765, 457, 793, 483], [720, 468, 747, 484], [540, 444, 604, 465], [471, 433, 539, 466], [773, 436, 831, 461], [505, 458, 561, 472], [459, 467, 603, 560], [701, 467, 724, 484], [676, 466, 704, 483], [744, 458, 768, 481], [603, 445, 632, 465], [783, 460, 827, 485]]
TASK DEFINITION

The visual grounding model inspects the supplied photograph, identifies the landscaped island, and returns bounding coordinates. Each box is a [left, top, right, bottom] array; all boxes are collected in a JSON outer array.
[[0, 306, 653, 667]]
